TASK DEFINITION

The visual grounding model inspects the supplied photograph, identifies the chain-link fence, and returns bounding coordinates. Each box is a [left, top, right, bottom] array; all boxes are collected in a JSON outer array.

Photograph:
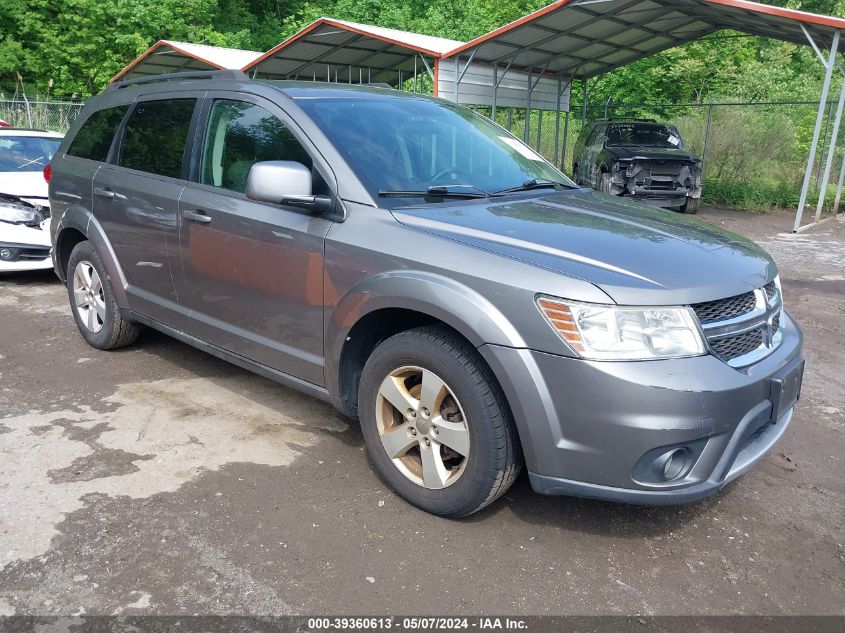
[[480, 98, 843, 212], [0, 97, 85, 132]]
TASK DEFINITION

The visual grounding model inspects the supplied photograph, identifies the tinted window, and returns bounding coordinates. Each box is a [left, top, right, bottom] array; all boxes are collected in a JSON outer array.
[[0, 136, 62, 171], [295, 95, 571, 207], [120, 99, 196, 178], [200, 100, 312, 193], [606, 123, 684, 149], [66, 105, 128, 162]]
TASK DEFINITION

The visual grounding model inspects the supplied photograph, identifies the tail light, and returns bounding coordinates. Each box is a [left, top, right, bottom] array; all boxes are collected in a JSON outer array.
[[43, 163, 52, 183]]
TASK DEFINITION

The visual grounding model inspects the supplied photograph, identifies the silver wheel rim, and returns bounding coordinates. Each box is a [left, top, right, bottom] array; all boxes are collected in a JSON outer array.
[[375, 366, 470, 489], [72, 260, 105, 334]]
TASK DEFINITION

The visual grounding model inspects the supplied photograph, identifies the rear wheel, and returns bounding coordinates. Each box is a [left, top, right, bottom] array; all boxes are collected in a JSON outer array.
[[358, 326, 522, 517], [681, 196, 700, 214], [67, 240, 140, 350]]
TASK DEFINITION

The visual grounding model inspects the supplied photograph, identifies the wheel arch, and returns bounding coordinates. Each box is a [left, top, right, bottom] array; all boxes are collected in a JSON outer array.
[[326, 271, 527, 416], [54, 207, 129, 307]]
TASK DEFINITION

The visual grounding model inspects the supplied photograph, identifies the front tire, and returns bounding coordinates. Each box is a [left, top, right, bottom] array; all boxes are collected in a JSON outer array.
[[67, 240, 140, 350], [681, 196, 700, 214], [358, 326, 522, 517], [598, 172, 613, 194]]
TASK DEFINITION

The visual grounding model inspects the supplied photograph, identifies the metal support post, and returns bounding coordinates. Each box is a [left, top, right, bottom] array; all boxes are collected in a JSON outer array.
[[815, 82, 845, 222], [794, 29, 840, 232]]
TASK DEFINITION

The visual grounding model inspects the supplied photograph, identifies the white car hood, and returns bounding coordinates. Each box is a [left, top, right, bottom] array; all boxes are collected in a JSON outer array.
[[0, 171, 50, 207]]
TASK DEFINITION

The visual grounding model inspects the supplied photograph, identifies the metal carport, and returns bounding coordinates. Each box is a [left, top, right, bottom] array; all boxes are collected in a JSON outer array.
[[112, 41, 263, 82], [243, 18, 464, 87], [440, 0, 845, 231]]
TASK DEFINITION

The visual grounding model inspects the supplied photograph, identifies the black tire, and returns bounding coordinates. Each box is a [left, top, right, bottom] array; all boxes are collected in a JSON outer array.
[[599, 172, 612, 194], [66, 240, 140, 350], [358, 326, 522, 518], [681, 196, 700, 214]]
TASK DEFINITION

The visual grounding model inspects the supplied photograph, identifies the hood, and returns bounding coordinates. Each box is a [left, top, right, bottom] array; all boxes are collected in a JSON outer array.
[[390, 190, 775, 305], [607, 145, 698, 162], [0, 172, 50, 207]]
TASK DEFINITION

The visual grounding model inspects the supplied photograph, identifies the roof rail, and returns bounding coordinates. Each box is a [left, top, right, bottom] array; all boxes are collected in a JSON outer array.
[[109, 69, 249, 89]]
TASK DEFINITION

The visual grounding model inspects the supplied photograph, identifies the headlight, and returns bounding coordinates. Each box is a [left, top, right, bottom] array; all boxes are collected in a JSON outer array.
[[0, 203, 42, 226], [537, 296, 706, 360]]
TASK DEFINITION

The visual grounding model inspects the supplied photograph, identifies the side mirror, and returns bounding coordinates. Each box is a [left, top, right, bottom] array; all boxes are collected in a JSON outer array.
[[245, 161, 332, 213]]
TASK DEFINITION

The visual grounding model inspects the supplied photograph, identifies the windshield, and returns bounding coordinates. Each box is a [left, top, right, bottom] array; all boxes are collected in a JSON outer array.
[[0, 136, 61, 172], [295, 94, 573, 206], [606, 123, 684, 149]]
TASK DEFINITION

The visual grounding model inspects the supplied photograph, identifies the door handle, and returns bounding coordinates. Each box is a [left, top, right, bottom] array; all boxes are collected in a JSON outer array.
[[94, 187, 115, 199], [182, 209, 212, 224]]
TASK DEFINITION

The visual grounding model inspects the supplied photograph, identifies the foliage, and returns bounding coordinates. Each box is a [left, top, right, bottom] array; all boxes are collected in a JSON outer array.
[[2, 0, 844, 212]]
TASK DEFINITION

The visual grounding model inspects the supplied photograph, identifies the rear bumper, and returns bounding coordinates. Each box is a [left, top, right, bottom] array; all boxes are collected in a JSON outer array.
[[478, 310, 803, 505]]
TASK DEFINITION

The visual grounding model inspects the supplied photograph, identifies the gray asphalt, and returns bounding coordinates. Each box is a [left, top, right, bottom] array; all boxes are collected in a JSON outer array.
[[0, 209, 842, 616]]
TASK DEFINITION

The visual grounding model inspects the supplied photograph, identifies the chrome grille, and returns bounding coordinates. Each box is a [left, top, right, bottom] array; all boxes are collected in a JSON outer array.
[[692, 292, 756, 323], [692, 284, 783, 368], [710, 329, 764, 362], [764, 281, 777, 302]]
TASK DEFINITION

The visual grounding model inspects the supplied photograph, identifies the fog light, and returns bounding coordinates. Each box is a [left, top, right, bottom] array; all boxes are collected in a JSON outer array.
[[661, 448, 688, 480], [0, 247, 17, 261]]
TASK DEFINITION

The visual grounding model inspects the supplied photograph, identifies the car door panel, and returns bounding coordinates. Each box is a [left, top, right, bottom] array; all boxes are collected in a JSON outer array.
[[93, 166, 186, 326], [176, 93, 334, 385], [93, 95, 199, 329]]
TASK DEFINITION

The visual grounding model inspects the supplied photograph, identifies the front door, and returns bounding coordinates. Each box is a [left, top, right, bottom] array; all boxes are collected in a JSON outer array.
[[176, 95, 334, 386]]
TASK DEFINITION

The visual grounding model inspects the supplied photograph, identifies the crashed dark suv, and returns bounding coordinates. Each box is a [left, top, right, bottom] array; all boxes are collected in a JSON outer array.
[[573, 119, 703, 213]]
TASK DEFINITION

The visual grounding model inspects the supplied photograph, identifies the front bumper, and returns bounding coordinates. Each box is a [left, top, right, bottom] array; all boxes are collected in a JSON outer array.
[[478, 310, 804, 504], [0, 219, 52, 272]]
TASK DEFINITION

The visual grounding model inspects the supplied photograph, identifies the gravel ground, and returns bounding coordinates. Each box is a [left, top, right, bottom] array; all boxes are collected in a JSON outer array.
[[0, 208, 842, 616]]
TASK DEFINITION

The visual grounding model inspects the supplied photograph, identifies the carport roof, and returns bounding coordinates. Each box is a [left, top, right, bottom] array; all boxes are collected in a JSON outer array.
[[244, 18, 465, 81], [442, 0, 845, 79], [112, 40, 263, 82]]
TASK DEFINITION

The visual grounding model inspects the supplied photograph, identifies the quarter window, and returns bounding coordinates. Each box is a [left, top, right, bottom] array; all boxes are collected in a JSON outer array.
[[200, 99, 312, 194], [66, 105, 129, 162], [119, 99, 196, 178]]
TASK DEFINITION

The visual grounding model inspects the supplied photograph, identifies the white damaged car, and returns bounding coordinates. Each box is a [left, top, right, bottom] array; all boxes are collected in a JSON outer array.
[[0, 129, 62, 272]]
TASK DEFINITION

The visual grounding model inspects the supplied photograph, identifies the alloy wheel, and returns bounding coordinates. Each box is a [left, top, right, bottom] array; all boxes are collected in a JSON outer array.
[[72, 260, 105, 334], [375, 366, 470, 489]]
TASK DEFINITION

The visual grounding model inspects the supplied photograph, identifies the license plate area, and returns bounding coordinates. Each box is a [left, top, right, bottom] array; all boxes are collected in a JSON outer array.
[[770, 358, 804, 422]]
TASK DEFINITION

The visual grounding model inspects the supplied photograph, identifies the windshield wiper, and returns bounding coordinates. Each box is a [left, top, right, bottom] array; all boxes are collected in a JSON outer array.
[[492, 179, 574, 195], [378, 185, 490, 199]]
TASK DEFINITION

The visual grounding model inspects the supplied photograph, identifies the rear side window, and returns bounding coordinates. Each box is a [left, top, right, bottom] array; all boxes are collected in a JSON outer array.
[[66, 105, 129, 162], [119, 99, 196, 178]]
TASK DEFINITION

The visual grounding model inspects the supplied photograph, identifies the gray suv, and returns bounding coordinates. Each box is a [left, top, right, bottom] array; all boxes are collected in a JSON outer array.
[[49, 71, 804, 517]]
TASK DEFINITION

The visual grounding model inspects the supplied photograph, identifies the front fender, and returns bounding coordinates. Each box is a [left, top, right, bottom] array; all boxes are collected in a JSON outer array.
[[324, 270, 527, 396], [54, 206, 129, 308]]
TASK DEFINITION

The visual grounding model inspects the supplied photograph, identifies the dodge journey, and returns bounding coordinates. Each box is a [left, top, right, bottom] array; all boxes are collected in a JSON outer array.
[[49, 70, 804, 517]]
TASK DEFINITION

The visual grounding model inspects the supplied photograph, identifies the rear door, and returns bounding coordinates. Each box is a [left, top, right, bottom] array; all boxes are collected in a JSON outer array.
[[93, 94, 200, 329], [175, 92, 335, 385]]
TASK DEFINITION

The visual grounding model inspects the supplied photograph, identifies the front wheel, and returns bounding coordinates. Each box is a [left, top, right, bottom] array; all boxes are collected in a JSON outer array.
[[681, 196, 700, 214], [598, 172, 613, 194], [358, 326, 522, 517]]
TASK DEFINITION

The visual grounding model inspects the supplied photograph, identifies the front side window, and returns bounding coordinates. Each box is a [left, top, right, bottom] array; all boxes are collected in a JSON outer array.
[[200, 99, 313, 194], [0, 136, 62, 171], [295, 94, 572, 207], [119, 99, 196, 178], [66, 105, 129, 162]]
